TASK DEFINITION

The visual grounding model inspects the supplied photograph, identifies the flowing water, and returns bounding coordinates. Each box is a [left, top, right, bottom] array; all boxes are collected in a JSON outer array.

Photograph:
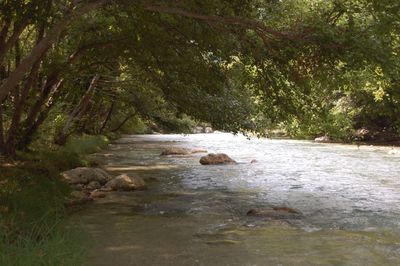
[[76, 133, 400, 265]]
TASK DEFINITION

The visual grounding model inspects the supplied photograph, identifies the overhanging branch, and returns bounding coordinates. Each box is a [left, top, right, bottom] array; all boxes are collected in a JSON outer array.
[[144, 4, 300, 41]]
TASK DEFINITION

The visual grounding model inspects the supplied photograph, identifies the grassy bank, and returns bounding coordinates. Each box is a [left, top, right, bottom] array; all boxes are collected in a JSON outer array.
[[0, 135, 111, 266]]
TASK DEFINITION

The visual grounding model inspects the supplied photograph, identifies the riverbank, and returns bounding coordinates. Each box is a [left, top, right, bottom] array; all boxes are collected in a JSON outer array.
[[263, 127, 400, 147], [0, 135, 111, 265], [206, 131, 400, 153]]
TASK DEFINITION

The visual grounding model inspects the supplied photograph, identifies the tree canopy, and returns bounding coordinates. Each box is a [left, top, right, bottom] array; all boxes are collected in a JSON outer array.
[[0, 0, 399, 155]]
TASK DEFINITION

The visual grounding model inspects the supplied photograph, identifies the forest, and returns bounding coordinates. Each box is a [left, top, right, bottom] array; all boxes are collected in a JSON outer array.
[[1, 0, 400, 265]]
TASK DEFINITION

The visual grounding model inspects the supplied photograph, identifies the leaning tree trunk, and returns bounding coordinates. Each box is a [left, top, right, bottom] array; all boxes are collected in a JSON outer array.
[[55, 75, 99, 145], [99, 101, 115, 133], [111, 113, 136, 132], [0, 20, 28, 66], [17, 79, 64, 150], [3, 26, 45, 156], [17, 42, 107, 151], [4, 62, 41, 156]]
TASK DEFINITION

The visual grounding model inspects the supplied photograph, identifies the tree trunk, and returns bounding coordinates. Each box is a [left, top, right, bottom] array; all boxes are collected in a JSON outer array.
[[3, 25, 47, 156], [55, 75, 99, 145], [79, 98, 103, 134], [111, 113, 136, 132], [17, 79, 64, 150], [22, 41, 108, 132], [99, 101, 115, 133], [4, 61, 41, 156], [0, 0, 107, 103], [0, 20, 28, 65], [0, 19, 11, 44]]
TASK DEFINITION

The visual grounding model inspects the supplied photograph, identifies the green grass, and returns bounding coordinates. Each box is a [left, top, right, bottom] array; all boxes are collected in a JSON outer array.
[[0, 134, 110, 266], [0, 217, 87, 266]]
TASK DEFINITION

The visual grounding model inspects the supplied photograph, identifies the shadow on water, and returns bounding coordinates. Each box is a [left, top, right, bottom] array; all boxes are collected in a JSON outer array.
[[72, 134, 400, 266]]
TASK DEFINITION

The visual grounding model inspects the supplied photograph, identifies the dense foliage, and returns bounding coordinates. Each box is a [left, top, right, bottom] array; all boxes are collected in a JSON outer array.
[[0, 0, 399, 156]]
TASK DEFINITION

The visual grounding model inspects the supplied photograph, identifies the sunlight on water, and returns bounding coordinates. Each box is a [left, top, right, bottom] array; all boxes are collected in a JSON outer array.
[[80, 133, 400, 265]]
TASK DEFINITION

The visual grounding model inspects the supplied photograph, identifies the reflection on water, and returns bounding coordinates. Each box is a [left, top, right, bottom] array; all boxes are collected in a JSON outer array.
[[78, 134, 400, 266]]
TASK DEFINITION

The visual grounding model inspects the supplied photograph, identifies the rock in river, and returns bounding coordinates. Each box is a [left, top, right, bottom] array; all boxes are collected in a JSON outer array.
[[86, 181, 101, 190], [160, 147, 190, 156], [200, 153, 237, 165], [61, 167, 112, 185], [161, 147, 208, 155], [314, 135, 331, 143], [66, 191, 93, 206], [104, 174, 146, 191], [272, 206, 301, 214], [190, 148, 208, 154], [90, 189, 107, 199]]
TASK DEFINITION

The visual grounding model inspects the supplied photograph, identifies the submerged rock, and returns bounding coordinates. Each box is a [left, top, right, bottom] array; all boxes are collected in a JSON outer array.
[[61, 167, 112, 185], [161, 147, 208, 155], [272, 206, 301, 214], [66, 191, 93, 206], [206, 240, 240, 245], [246, 207, 302, 219], [104, 174, 146, 191], [90, 190, 107, 199], [199, 153, 237, 165], [160, 147, 190, 156], [191, 148, 208, 154], [246, 209, 263, 216]]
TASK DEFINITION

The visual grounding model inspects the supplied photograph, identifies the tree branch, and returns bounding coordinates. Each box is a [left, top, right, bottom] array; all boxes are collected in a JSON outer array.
[[144, 5, 292, 40], [0, 0, 109, 103]]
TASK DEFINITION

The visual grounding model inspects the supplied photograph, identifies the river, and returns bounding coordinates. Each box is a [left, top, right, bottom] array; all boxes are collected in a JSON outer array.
[[77, 133, 400, 265]]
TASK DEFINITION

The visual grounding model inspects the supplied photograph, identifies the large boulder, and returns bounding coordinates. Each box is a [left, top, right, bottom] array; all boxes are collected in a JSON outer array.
[[199, 153, 237, 165], [104, 174, 146, 191], [160, 147, 190, 156], [61, 167, 112, 185]]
